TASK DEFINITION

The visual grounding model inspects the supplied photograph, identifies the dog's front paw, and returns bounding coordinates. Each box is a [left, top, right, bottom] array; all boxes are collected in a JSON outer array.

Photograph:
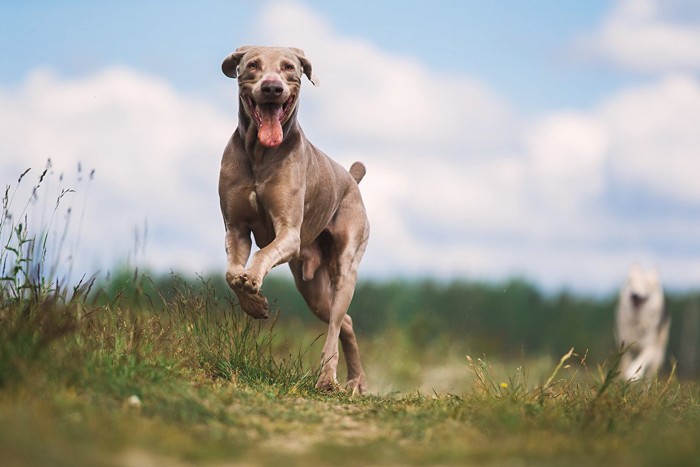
[[233, 272, 260, 294], [225, 270, 239, 289], [233, 288, 269, 320]]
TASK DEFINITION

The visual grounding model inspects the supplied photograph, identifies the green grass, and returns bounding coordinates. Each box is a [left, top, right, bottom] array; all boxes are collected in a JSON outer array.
[[2, 347, 700, 466], [2, 167, 700, 466]]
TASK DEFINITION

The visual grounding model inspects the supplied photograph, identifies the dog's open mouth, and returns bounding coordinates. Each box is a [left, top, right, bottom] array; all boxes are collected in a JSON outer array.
[[246, 95, 295, 148]]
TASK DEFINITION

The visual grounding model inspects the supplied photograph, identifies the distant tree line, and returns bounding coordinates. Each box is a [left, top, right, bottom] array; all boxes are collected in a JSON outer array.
[[97, 271, 700, 379]]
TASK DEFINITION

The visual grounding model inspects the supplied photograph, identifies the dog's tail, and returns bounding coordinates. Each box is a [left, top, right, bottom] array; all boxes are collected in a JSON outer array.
[[349, 161, 366, 184]]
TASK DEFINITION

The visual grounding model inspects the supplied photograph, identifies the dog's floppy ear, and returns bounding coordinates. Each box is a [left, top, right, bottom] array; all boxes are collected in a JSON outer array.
[[289, 47, 320, 87], [222, 45, 254, 79]]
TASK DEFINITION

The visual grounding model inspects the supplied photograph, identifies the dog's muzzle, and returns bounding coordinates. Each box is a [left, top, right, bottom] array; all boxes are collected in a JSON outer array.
[[631, 292, 647, 308], [243, 79, 296, 148]]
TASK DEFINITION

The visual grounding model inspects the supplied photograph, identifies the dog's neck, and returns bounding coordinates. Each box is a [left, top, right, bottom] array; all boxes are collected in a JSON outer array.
[[237, 99, 302, 164]]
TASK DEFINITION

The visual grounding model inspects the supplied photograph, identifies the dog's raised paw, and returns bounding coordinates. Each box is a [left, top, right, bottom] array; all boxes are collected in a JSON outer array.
[[243, 278, 259, 293], [233, 288, 269, 319], [232, 272, 260, 294]]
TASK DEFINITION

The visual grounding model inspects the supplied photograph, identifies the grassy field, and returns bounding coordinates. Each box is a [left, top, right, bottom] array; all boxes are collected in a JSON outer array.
[[2, 170, 700, 466], [2, 270, 700, 467]]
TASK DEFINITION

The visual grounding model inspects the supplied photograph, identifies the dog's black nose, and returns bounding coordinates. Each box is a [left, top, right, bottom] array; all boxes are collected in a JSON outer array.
[[631, 292, 646, 308], [261, 80, 284, 96]]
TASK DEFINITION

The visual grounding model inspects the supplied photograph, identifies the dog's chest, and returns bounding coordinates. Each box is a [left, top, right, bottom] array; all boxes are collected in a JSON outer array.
[[247, 179, 274, 212], [247, 190, 260, 214], [242, 183, 277, 246]]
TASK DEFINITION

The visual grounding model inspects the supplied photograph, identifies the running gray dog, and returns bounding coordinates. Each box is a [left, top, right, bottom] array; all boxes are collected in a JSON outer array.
[[218, 46, 370, 393]]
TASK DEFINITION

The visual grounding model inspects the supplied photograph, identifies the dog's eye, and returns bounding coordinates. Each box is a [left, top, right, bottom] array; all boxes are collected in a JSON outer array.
[[283, 63, 295, 71], [247, 62, 258, 70]]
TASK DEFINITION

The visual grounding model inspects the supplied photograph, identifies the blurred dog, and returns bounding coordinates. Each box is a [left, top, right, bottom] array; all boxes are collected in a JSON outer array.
[[615, 265, 670, 381]]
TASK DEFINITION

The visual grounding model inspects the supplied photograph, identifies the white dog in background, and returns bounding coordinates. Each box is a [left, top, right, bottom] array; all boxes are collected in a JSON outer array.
[[615, 265, 670, 381]]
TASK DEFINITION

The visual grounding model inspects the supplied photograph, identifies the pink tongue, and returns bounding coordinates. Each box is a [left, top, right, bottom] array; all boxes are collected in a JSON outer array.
[[258, 105, 284, 147]]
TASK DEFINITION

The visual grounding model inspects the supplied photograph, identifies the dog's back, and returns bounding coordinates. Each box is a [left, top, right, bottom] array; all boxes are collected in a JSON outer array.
[[615, 266, 669, 381]]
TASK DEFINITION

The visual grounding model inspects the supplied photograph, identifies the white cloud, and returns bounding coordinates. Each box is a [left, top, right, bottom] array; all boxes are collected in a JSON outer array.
[[577, 0, 700, 73], [249, 2, 535, 280], [601, 74, 700, 202], [0, 67, 231, 277], [250, 2, 517, 155], [526, 114, 609, 212]]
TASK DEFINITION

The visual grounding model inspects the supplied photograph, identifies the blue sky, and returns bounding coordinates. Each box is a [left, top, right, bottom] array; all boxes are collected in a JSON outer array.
[[1, 1, 619, 110], [2, 0, 700, 294]]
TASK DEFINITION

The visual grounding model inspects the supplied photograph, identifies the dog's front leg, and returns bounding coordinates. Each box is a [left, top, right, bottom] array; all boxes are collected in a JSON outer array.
[[233, 187, 304, 295], [224, 224, 252, 286], [225, 224, 270, 319], [236, 222, 301, 294]]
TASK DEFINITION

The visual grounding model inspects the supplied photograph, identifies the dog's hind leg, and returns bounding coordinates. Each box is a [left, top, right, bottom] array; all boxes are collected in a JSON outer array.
[[339, 313, 367, 394], [290, 259, 367, 394]]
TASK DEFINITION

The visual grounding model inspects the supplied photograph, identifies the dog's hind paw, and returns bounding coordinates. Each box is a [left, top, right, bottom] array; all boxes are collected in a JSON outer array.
[[315, 374, 343, 393], [345, 376, 368, 395]]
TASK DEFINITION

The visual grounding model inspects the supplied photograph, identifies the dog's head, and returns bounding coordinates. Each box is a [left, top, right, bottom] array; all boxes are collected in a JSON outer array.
[[625, 265, 661, 310], [222, 46, 319, 148]]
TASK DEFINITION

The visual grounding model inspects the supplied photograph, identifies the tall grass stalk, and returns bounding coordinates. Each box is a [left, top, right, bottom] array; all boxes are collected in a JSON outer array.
[[0, 163, 92, 387], [161, 274, 321, 394]]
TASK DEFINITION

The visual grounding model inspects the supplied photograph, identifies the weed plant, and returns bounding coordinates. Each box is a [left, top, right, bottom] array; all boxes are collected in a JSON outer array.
[[0, 164, 89, 388]]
